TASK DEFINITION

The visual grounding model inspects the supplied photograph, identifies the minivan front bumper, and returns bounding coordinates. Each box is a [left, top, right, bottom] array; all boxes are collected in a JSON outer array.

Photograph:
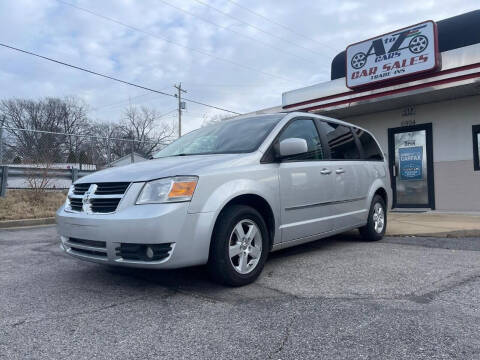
[[56, 201, 215, 269]]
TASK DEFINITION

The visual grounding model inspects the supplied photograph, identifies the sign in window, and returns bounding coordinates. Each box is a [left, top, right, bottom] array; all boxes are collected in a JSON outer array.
[[399, 146, 423, 180]]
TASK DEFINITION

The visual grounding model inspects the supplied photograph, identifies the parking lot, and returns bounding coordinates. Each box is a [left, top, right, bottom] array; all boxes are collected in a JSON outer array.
[[1, 226, 480, 359]]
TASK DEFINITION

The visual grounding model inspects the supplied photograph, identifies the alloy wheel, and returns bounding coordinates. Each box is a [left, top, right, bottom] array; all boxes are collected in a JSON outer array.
[[228, 219, 263, 274], [372, 202, 385, 233]]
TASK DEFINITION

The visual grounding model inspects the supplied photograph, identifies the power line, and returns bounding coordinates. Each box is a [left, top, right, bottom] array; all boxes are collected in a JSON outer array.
[[155, 108, 178, 119], [91, 85, 173, 111], [0, 42, 241, 115], [156, 0, 313, 63], [1, 125, 163, 144], [55, 0, 301, 84], [92, 93, 156, 112], [191, 0, 329, 58], [226, 0, 339, 54]]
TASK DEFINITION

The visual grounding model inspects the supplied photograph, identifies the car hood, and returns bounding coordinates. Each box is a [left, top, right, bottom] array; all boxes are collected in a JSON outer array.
[[76, 153, 257, 183]]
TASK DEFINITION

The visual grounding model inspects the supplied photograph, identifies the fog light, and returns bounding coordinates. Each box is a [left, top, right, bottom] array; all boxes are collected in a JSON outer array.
[[145, 246, 154, 259]]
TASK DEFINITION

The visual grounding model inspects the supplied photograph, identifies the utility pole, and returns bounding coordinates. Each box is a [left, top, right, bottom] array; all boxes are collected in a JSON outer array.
[[0, 115, 5, 165], [174, 83, 187, 138]]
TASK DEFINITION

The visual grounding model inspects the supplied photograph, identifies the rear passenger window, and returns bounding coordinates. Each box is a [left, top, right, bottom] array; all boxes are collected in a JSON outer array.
[[321, 122, 361, 160], [354, 128, 384, 161]]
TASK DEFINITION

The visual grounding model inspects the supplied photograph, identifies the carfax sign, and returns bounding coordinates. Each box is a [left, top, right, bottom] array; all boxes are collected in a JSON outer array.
[[399, 146, 423, 181], [346, 21, 440, 88]]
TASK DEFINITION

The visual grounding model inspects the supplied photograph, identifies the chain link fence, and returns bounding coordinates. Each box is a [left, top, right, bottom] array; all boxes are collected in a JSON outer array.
[[0, 126, 165, 194]]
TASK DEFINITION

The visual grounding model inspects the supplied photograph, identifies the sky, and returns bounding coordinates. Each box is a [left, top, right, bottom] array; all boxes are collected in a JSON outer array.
[[0, 0, 478, 134]]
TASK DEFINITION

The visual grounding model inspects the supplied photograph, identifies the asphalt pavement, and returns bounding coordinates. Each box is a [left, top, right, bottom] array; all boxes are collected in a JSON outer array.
[[1, 225, 480, 359]]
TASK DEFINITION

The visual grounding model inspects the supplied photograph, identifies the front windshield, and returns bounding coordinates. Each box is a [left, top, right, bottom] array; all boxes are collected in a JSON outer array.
[[154, 114, 283, 158]]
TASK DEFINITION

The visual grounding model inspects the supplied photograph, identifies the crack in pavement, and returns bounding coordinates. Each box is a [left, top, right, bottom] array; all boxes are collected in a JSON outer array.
[[405, 271, 480, 304], [267, 305, 298, 360], [7, 291, 177, 328]]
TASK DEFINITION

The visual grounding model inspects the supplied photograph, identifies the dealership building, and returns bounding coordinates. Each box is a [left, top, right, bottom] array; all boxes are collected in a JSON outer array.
[[279, 10, 480, 211]]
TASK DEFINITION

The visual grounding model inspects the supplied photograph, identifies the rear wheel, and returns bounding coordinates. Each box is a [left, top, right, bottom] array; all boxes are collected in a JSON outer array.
[[208, 205, 269, 286], [359, 195, 386, 241]]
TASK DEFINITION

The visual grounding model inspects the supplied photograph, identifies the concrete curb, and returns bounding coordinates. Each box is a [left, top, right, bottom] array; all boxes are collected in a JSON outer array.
[[0, 217, 56, 229], [388, 229, 480, 238], [0, 217, 478, 238]]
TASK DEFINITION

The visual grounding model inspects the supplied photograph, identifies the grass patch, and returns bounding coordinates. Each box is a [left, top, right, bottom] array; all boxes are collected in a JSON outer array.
[[0, 190, 67, 221]]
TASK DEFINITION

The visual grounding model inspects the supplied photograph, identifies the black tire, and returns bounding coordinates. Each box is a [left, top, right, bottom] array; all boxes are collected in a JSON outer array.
[[359, 195, 387, 241], [208, 205, 269, 286]]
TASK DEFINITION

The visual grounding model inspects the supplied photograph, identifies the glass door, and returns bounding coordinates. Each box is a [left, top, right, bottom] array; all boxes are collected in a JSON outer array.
[[388, 124, 435, 209]]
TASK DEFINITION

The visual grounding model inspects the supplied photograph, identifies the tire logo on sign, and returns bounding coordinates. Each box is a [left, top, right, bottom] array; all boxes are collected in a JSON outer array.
[[351, 24, 429, 70]]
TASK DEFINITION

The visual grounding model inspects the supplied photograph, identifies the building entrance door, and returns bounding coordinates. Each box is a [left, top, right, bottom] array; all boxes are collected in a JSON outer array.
[[388, 123, 435, 209]]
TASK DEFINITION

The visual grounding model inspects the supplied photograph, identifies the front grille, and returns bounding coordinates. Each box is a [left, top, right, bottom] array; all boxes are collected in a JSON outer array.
[[73, 182, 130, 196], [65, 237, 107, 259], [70, 248, 106, 257], [95, 182, 130, 195], [90, 198, 121, 213], [116, 243, 173, 262], [69, 238, 106, 248], [69, 182, 130, 214], [70, 198, 83, 212], [73, 183, 90, 195]]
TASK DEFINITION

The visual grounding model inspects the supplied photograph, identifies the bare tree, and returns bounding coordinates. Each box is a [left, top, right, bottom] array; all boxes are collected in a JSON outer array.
[[24, 161, 54, 202], [87, 121, 125, 166], [60, 97, 90, 159], [122, 105, 174, 157], [0, 97, 90, 164], [1, 98, 63, 163], [0, 97, 175, 172]]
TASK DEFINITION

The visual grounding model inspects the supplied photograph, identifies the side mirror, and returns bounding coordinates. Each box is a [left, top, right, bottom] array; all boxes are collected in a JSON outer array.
[[278, 138, 308, 158]]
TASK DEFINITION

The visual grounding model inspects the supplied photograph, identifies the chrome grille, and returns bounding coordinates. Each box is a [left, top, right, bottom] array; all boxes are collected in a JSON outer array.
[[90, 198, 121, 213], [69, 198, 83, 212], [94, 182, 130, 195], [73, 183, 90, 195], [67, 182, 130, 214]]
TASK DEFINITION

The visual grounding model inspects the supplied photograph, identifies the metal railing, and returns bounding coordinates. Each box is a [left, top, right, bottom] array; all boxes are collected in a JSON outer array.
[[0, 165, 94, 195], [0, 126, 166, 196]]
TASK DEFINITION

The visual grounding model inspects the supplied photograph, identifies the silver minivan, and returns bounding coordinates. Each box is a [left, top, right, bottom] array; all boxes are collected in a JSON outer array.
[[56, 112, 391, 286]]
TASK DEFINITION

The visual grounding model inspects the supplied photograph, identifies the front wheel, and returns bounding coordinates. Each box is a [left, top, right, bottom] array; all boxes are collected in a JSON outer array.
[[359, 195, 387, 241], [208, 205, 269, 286]]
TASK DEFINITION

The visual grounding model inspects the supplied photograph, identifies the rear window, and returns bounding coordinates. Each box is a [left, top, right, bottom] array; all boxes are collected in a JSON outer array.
[[354, 128, 384, 161]]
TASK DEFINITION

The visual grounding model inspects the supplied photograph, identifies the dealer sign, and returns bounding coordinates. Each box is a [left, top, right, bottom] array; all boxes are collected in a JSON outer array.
[[346, 20, 440, 88]]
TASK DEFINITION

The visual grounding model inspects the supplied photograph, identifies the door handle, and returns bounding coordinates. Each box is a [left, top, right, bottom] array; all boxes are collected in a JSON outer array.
[[335, 168, 345, 174], [320, 168, 332, 175]]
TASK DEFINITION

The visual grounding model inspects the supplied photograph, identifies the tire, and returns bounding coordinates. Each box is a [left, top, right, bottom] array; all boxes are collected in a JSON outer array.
[[359, 195, 387, 241], [208, 205, 269, 286]]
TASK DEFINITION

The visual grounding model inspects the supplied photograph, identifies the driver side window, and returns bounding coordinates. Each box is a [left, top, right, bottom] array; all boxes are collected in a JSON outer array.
[[278, 119, 324, 161]]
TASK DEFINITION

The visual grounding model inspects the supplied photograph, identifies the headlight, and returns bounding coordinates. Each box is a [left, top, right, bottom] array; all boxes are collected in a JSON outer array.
[[136, 176, 198, 204]]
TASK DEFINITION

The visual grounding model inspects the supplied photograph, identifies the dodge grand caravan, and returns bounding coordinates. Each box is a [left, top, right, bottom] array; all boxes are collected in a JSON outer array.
[[57, 112, 391, 286]]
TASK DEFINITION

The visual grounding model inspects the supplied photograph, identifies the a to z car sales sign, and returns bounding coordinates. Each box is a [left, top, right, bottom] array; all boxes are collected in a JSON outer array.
[[346, 21, 440, 88]]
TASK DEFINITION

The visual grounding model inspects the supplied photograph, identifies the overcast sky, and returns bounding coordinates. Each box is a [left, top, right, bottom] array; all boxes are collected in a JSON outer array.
[[0, 0, 478, 134]]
